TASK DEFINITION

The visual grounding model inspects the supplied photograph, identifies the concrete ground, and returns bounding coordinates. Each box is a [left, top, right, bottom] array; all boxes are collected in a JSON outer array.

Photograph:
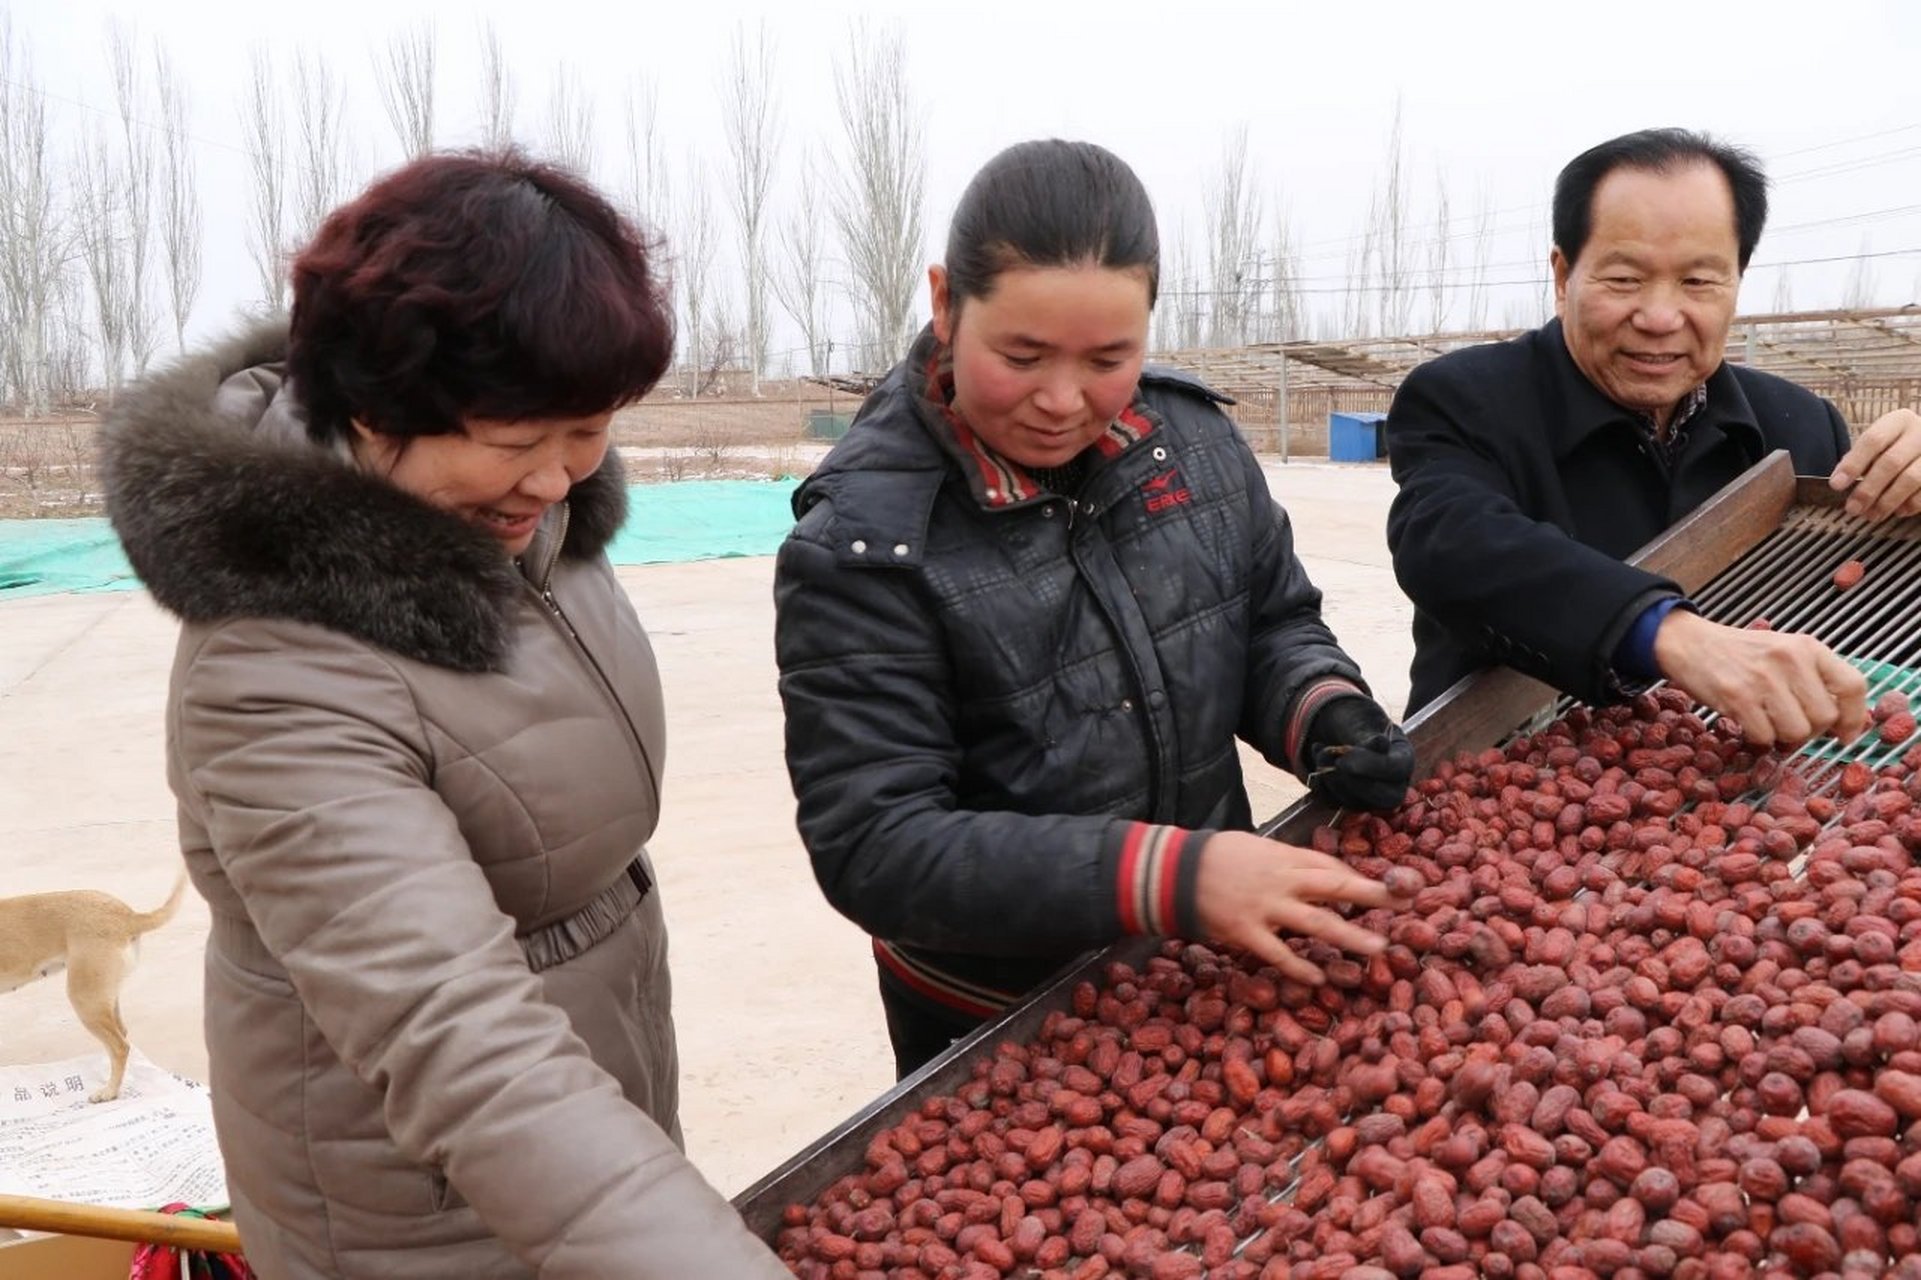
[[0, 459, 1412, 1200]]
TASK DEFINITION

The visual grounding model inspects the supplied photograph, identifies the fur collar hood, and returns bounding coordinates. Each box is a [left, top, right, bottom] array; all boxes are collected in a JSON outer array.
[[100, 319, 628, 671]]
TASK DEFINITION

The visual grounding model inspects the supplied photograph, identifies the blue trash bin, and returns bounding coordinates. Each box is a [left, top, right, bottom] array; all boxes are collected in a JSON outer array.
[[1328, 411, 1388, 462]]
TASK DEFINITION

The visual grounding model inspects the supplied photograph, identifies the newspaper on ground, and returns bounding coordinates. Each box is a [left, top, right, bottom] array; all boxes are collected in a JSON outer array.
[[0, 1050, 227, 1217]]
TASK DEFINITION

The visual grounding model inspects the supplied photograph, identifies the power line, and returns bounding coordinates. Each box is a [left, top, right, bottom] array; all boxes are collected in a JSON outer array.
[[1778, 146, 1921, 183], [1156, 246, 1921, 299], [1271, 131, 1921, 265], [0, 72, 250, 161], [8, 38, 1921, 348], [10, 48, 1921, 281], [1747, 246, 1921, 272], [1328, 206, 1921, 284], [1180, 188, 1921, 287], [12, 45, 1921, 262], [1767, 201, 1921, 234], [1161, 241, 1921, 295], [1770, 121, 1921, 159]]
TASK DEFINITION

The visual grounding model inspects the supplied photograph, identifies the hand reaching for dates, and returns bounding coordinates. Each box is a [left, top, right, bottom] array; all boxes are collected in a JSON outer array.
[[1651, 607, 1868, 746], [1191, 832, 1410, 986]]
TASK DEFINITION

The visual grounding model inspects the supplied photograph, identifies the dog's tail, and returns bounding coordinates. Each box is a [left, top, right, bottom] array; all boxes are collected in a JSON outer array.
[[130, 866, 190, 936]]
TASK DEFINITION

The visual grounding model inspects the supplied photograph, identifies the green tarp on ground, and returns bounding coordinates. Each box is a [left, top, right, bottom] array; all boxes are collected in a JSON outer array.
[[0, 480, 802, 600], [0, 518, 129, 597], [604, 478, 801, 566]]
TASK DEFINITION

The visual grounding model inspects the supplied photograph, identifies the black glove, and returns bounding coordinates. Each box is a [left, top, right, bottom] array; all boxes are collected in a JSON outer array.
[[1305, 695, 1415, 812]]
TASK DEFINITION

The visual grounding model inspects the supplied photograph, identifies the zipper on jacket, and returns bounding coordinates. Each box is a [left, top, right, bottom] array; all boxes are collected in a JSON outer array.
[[1068, 531, 1174, 816], [533, 504, 581, 641], [522, 503, 662, 801]]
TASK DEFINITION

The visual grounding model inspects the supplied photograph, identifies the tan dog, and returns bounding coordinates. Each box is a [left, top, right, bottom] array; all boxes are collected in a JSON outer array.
[[0, 869, 188, 1101]]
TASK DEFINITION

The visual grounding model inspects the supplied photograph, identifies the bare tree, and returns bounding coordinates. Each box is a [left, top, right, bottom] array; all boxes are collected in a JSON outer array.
[[699, 299, 743, 397], [545, 71, 595, 174], [675, 161, 720, 397], [621, 75, 665, 231], [375, 24, 437, 159], [1463, 182, 1494, 331], [1204, 125, 1263, 346], [45, 269, 90, 408], [108, 23, 158, 376], [621, 85, 672, 380], [153, 44, 201, 352], [1165, 219, 1204, 350], [74, 125, 130, 393], [721, 20, 779, 392], [0, 15, 69, 414], [1502, 296, 1542, 329], [1372, 99, 1413, 336], [476, 19, 515, 149], [1842, 236, 1877, 310], [1532, 209, 1554, 326], [1151, 224, 1182, 353], [771, 149, 832, 376], [1426, 166, 1451, 334], [831, 21, 926, 371], [1340, 209, 1378, 339], [292, 49, 350, 243], [0, 270, 12, 407], [1268, 199, 1303, 342], [241, 46, 289, 312], [695, 333, 739, 400]]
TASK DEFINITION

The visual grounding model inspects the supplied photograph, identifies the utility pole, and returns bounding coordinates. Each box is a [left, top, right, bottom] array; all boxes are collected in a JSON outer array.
[[1277, 352, 1291, 463]]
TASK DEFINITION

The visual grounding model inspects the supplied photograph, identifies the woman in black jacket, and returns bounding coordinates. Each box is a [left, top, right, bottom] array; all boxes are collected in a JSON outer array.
[[775, 139, 1414, 1077]]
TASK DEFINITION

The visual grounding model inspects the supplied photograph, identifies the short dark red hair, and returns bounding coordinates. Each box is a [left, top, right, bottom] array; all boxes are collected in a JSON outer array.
[[288, 150, 673, 443]]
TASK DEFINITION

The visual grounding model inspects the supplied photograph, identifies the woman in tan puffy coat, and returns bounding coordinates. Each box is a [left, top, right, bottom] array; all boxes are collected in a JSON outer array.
[[100, 152, 788, 1279]]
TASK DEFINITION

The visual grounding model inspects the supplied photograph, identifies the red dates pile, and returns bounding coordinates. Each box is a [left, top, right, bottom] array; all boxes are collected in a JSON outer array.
[[778, 688, 1921, 1280]]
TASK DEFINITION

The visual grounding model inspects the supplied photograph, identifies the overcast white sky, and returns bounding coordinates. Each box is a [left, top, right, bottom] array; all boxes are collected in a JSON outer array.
[[8, 0, 1921, 369]]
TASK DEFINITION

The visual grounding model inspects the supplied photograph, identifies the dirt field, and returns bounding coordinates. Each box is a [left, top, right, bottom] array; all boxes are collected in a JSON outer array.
[[0, 380, 1334, 516], [0, 419, 98, 517], [0, 396, 835, 515]]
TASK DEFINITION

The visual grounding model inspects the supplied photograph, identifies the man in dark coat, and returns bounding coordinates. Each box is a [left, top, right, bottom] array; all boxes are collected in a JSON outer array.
[[1387, 127, 1921, 741]]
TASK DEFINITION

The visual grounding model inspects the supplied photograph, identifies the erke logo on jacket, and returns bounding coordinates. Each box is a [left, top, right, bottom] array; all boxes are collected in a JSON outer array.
[[1141, 468, 1191, 513]]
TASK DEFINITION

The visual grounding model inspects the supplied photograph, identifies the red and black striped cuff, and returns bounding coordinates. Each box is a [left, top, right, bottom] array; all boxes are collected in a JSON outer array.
[[1111, 822, 1205, 939], [1283, 677, 1369, 775], [872, 938, 1021, 1020]]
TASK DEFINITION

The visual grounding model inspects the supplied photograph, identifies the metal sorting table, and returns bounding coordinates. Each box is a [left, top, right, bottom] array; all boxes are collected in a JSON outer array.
[[734, 451, 1921, 1263]]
